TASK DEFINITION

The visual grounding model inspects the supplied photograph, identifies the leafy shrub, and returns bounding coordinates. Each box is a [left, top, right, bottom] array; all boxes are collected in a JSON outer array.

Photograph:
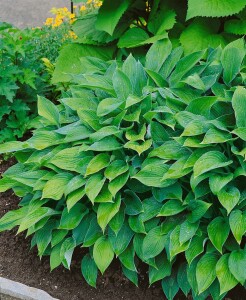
[[0, 22, 71, 143], [0, 38, 245, 299], [72, 0, 246, 53]]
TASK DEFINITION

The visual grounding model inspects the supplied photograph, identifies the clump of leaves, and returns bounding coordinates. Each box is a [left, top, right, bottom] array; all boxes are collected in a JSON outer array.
[[0, 22, 69, 143], [0, 38, 245, 299]]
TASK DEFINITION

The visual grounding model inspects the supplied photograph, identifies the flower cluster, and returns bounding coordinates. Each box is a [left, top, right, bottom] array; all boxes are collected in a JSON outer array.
[[44, 7, 76, 28]]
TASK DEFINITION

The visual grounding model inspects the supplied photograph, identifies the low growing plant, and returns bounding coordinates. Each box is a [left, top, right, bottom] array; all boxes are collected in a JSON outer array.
[[0, 38, 245, 299]]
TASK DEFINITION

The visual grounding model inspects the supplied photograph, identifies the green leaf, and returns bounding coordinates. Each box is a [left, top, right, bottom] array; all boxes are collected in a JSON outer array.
[[217, 186, 240, 214], [65, 175, 86, 196], [95, 0, 130, 35], [85, 153, 110, 176], [104, 160, 128, 181], [186, 96, 218, 118], [145, 39, 172, 72], [60, 237, 76, 269], [180, 19, 226, 55], [193, 151, 233, 178], [149, 140, 190, 160], [177, 263, 191, 296], [229, 210, 246, 244], [124, 139, 152, 155], [149, 253, 171, 285], [51, 229, 68, 247], [188, 200, 212, 223], [52, 44, 114, 83], [196, 253, 218, 293], [112, 69, 132, 101], [232, 86, 246, 128], [59, 203, 88, 230], [97, 98, 123, 117], [85, 174, 105, 204], [118, 27, 149, 48], [93, 236, 114, 274], [0, 141, 28, 154], [143, 226, 167, 260], [97, 194, 121, 232], [228, 250, 246, 285], [109, 222, 134, 256], [207, 217, 230, 253], [185, 235, 205, 265], [42, 173, 73, 200], [187, 0, 246, 19], [224, 19, 246, 35], [18, 207, 57, 234], [169, 50, 206, 86], [179, 220, 199, 245], [162, 275, 179, 300], [0, 207, 28, 232], [50, 243, 62, 271], [94, 186, 113, 203], [122, 266, 138, 287], [90, 126, 121, 142], [108, 171, 129, 197], [158, 200, 186, 217], [209, 173, 233, 195], [109, 208, 125, 235], [222, 39, 245, 85], [216, 254, 238, 295], [37, 96, 60, 126], [124, 191, 143, 216], [232, 127, 246, 141], [169, 226, 190, 260], [81, 254, 98, 288], [89, 136, 122, 152], [149, 9, 176, 34], [133, 160, 172, 188], [118, 243, 136, 272], [201, 128, 232, 144]]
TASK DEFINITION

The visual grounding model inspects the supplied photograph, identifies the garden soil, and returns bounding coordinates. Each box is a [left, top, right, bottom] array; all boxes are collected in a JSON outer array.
[[0, 0, 69, 28], [0, 159, 245, 300]]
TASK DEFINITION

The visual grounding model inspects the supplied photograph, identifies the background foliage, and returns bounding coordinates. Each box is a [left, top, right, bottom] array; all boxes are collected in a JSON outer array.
[[0, 21, 73, 143], [52, 0, 246, 84], [0, 38, 245, 299]]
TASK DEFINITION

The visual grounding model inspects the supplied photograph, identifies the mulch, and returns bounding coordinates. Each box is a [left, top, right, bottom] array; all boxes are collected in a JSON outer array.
[[0, 158, 245, 300]]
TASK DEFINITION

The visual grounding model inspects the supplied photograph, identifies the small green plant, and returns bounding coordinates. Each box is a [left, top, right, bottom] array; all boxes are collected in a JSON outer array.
[[0, 22, 70, 143], [0, 38, 245, 299]]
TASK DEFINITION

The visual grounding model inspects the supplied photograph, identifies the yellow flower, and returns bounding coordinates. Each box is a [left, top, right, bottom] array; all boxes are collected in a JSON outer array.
[[80, 5, 86, 11], [69, 30, 78, 39], [94, 1, 102, 8], [45, 17, 54, 26], [69, 13, 76, 19], [87, 0, 92, 4]]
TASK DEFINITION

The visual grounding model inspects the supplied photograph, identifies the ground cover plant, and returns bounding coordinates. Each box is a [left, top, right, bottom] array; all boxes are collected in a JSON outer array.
[[0, 38, 245, 299]]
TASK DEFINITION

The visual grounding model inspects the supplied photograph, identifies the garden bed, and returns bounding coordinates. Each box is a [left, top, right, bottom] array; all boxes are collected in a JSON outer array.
[[0, 160, 245, 300]]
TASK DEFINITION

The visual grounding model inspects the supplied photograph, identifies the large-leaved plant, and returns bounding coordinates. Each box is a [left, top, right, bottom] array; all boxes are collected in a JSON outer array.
[[0, 38, 245, 299]]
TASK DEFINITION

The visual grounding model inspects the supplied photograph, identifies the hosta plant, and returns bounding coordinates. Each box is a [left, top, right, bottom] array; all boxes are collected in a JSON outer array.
[[0, 38, 245, 299]]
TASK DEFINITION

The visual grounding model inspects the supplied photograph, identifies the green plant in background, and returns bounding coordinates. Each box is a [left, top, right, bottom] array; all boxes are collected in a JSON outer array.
[[0, 38, 245, 299], [52, 0, 246, 84], [0, 22, 71, 143]]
